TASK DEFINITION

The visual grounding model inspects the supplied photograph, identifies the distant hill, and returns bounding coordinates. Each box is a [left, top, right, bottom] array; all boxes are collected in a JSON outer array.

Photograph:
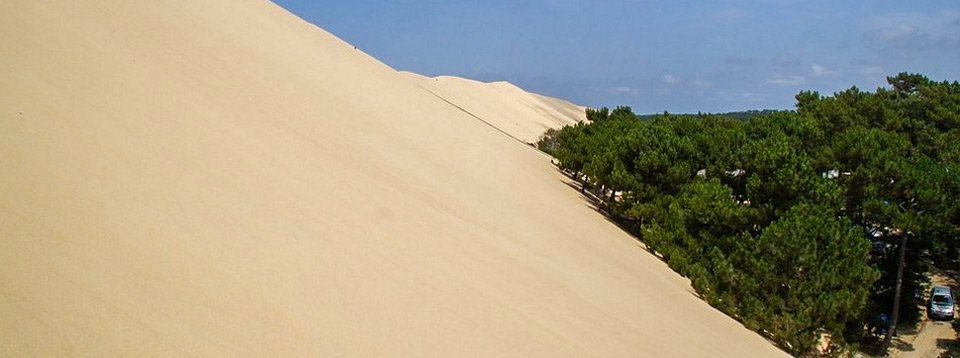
[[638, 109, 790, 121], [400, 72, 585, 144]]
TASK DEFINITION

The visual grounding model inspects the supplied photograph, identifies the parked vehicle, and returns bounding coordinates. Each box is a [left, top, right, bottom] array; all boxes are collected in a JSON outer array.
[[928, 286, 955, 320]]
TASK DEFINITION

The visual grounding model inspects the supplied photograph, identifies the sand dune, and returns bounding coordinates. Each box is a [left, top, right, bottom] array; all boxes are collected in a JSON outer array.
[[401, 72, 585, 144], [0, 0, 788, 357]]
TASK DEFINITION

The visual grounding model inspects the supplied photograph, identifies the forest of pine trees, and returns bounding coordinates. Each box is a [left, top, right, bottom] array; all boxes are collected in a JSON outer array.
[[538, 73, 960, 356]]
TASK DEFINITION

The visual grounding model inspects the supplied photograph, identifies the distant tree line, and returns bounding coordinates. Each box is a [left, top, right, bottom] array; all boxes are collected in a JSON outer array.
[[538, 73, 960, 356], [637, 109, 788, 122]]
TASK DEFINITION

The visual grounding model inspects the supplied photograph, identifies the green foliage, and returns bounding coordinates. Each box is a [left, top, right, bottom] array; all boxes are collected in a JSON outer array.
[[733, 204, 878, 354], [586, 106, 610, 122], [610, 105, 636, 120], [637, 109, 788, 122], [545, 73, 960, 356], [536, 128, 562, 154]]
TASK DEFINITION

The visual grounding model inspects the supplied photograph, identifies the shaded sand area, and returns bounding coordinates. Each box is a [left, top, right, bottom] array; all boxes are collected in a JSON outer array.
[[0, 0, 788, 356], [401, 72, 585, 144], [888, 271, 960, 358]]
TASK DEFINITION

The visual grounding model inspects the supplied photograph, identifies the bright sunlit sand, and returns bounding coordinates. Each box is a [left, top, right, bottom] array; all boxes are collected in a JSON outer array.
[[0, 0, 789, 356]]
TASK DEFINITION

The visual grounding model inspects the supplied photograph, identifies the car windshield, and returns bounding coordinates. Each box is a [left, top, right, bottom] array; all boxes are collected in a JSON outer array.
[[933, 295, 952, 304]]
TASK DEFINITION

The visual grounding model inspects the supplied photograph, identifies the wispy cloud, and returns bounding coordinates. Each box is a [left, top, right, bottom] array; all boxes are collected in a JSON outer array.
[[860, 66, 884, 75], [811, 64, 838, 77], [862, 10, 960, 52], [663, 75, 681, 84], [767, 75, 806, 86], [609, 86, 639, 96]]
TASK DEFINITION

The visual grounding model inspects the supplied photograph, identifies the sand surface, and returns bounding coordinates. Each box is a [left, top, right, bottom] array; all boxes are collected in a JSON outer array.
[[889, 272, 959, 358], [0, 0, 788, 356], [401, 72, 585, 144]]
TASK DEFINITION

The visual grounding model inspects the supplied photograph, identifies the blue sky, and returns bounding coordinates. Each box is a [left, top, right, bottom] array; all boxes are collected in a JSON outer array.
[[274, 1, 960, 113]]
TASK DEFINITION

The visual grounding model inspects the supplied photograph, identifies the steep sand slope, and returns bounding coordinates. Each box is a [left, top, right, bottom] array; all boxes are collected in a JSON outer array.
[[401, 72, 585, 143], [0, 0, 788, 357]]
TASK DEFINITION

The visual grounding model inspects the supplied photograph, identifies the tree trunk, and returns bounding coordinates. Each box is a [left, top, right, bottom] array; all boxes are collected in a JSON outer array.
[[882, 234, 908, 353]]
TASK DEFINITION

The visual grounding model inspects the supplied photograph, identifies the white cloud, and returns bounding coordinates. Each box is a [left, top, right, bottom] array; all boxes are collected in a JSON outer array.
[[811, 64, 838, 77], [880, 23, 920, 42], [863, 10, 960, 51], [767, 75, 806, 86], [663, 75, 681, 84], [860, 66, 884, 75]]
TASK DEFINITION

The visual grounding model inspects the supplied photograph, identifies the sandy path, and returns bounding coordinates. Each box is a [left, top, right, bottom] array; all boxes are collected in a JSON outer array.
[[0, 0, 788, 356], [889, 272, 958, 358], [893, 320, 956, 358]]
